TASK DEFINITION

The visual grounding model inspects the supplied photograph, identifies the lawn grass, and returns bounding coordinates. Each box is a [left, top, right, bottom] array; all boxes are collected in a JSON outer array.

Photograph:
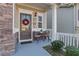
[[43, 45, 65, 56]]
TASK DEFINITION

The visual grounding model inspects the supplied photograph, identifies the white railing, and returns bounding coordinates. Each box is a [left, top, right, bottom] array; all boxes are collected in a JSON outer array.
[[56, 32, 79, 48]]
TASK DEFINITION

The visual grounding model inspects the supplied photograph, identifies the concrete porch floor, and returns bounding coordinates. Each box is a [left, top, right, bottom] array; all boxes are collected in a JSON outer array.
[[13, 39, 51, 56]]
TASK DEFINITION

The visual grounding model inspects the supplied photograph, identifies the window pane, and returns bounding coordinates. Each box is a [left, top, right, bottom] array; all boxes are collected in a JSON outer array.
[[38, 16, 42, 28], [38, 16, 42, 21], [38, 23, 42, 28]]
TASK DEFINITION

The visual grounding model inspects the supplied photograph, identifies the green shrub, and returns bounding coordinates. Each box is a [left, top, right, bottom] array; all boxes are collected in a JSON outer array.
[[65, 46, 79, 56], [51, 40, 64, 51]]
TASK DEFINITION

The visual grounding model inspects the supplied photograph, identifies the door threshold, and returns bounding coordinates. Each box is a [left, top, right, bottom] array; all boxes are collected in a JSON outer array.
[[21, 41, 32, 44]]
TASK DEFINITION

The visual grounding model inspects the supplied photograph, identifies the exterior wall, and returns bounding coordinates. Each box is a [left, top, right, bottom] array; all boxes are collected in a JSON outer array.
[[14, 7, 33, 31], [76, 4, 79, 27], [47, 7, 54, 39], [43, 12, 47, 29], [14, 5, 47, 32], [57, 7, 75, 33], [14, 5, 19, 29], [47, 8, 52, 29], [14, 4, 47, 43], [0, 4, 15, 56], [75, 4, 79, 33], [37, 12, 47, 29]]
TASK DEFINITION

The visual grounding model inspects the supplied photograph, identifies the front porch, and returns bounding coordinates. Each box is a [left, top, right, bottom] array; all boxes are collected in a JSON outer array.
[[13, 3, 79, 56], [14, 39, 50, 56]]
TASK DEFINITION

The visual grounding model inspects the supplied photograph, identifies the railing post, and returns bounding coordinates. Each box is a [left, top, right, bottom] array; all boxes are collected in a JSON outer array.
[[77, 37, 79, 48]]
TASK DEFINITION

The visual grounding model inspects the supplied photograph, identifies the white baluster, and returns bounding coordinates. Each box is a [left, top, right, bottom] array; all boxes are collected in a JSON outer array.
[[73, 37, 75, 47], [77, 37, 79, 48], [70, 37, 72, 46], [64, 35, 66, 47]]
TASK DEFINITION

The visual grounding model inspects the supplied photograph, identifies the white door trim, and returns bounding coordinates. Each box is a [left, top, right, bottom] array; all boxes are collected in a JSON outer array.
[[18, 8, 33, 43]]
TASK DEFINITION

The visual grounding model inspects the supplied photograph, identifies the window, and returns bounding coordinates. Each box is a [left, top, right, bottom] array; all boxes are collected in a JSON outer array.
[[38, 16, 42, 21], [38, 22, 42, 28], [38, 16, 42, 28]]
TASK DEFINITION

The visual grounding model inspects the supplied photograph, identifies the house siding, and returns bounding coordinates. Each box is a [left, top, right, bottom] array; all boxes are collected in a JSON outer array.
[[76, 4, 79, 33], [0, 3, 16, 56], [47, 7, 54, 39], [57, 8, 75, 33], [76, 4, 79, 27], [47, 8, 52, 29], [14, 5, 47, 31]]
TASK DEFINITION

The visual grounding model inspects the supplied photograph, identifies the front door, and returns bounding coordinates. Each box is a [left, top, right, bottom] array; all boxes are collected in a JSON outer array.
[[20, 13, 32, 42]]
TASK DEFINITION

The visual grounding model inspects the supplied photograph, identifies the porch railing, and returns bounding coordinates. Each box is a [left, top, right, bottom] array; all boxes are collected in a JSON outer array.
[[56, 32, 79, 48]]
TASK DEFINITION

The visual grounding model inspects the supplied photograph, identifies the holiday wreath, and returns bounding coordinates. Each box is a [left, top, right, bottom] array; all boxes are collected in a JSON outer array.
[[22, 19, 30, 25]]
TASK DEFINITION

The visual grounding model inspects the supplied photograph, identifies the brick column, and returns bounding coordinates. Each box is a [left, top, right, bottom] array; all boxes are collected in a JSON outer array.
[[0, 3, 16, 56]]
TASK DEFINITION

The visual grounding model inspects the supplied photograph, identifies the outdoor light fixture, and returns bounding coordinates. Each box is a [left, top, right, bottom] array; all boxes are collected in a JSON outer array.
[[34, 12, 37, 17]]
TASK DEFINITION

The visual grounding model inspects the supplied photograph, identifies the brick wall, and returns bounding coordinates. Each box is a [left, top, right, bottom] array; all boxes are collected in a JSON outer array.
[[0, 3, 16, 56]]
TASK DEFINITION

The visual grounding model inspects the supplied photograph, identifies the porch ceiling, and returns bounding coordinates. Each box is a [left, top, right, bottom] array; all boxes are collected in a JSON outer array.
[[16, 3, 52, 12], [25, 3, 51, 9]]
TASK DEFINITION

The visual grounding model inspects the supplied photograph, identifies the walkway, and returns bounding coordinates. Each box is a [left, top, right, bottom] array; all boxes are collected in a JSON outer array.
[[13, 39, 51, 56]]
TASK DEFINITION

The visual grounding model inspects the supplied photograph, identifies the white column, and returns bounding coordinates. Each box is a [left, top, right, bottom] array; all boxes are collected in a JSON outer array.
[[52, 4, 57, 41], [76, 4, 78, 28], [74, 4, 78, 34], [74, 4, 77, 33]]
